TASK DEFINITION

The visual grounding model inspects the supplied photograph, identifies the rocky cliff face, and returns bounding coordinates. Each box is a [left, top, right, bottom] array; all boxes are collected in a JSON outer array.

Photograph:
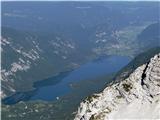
[[75, 53, 160, 120]]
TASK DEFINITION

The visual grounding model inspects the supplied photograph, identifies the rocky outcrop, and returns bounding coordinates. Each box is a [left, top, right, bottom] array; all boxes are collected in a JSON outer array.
[[75, 54, 160, 120]]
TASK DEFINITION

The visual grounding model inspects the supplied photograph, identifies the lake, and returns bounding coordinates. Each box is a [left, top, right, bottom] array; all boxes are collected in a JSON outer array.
[[2, 55, 131, 105]]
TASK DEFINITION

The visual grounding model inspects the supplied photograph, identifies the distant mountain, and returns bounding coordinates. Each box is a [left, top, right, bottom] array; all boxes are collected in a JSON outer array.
[[2, 2, 159, 33], [75, 52, 160, 120]]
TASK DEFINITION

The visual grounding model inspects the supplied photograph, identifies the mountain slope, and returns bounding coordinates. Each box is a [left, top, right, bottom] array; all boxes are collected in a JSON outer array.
[[114, 47, 160, 82], [1, 27, 83, 98], [137, 22, 160, 50], [75, 53, 160, 120]]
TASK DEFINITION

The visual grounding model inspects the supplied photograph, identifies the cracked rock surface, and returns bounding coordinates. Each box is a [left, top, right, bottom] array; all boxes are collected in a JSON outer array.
[[75, 53, 160, 120]]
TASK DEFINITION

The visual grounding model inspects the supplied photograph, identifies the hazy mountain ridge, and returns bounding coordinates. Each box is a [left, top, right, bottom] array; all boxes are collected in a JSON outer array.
[[75, 53, 160, 120], [2, 2, 159, 32]]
